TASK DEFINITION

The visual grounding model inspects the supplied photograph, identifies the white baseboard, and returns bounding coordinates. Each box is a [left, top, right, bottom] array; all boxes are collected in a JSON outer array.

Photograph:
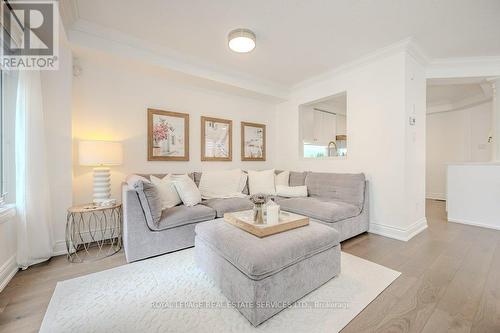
[[426, 193, 446, 200], [52, 225, 120, 257], [52, 240, 68, 256], [369, 217, 428, 241], [0, 255, 18, 292], [448, 218, 500, 231]]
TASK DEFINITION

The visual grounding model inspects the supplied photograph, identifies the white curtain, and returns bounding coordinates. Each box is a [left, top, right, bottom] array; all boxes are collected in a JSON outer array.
[[15, 69, 53, 269]]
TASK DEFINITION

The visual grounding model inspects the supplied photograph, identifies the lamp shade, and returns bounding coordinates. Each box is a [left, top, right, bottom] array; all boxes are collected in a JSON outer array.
[[79, 140, 123, 166]]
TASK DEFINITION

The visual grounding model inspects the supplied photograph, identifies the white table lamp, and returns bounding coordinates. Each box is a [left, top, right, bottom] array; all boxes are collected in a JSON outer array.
[[79, 140, 123, 204]]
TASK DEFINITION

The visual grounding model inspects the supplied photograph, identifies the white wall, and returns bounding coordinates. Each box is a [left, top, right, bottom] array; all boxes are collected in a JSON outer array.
[[41, 26, 74, 255], [404, 53, 427, 234], [426, 101, 492, 200], [72, 49, 277, 204], [275, 49, 427, 241]]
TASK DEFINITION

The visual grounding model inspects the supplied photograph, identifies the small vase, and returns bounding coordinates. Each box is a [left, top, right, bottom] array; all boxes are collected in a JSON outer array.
[[160, 139, 171, 154], [253, 204, 264, 224]]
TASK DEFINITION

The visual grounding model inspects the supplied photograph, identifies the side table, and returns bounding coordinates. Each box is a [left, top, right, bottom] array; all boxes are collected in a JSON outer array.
[[66, 203, 122, 263]]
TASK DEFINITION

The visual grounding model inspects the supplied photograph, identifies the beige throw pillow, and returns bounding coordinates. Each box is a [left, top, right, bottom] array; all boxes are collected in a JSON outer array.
[[247, 169, 276, 195], [275, 170, 290, 186], [172, 174, 202, 207], [150, 175, 182, 209], [199, 169, 247, 199]]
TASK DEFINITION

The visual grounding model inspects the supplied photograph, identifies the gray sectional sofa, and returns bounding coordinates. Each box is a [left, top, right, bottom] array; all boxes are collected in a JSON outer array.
[[122, 171, 369, 263]]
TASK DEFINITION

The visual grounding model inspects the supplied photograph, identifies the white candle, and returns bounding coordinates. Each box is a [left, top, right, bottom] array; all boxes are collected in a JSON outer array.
[[267, 204, 280, 225]]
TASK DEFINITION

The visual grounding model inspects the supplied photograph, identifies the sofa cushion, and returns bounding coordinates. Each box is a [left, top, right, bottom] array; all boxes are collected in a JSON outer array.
[[138, 173, 196, 182], [150, 174, 182, 209], [276, 185, 308, 198], [247, 169, 276, 195], [289, 171, 308, 186], [198, 169, 247, 199], [172, 174, 202, 207], [275, 170, 290, 186], [152, 204, 216, 231], [134, 180, 163, 229], [195, 219, 339, 280], [201, 197, 253, 217], [278, 197, 361, 223], [305, 172, 365, 209]]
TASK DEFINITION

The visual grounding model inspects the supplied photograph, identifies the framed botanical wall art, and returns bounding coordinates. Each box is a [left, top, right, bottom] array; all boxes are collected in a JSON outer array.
[[201, 116, 232, 161], [148, 109, 189, 161], [241, 122, 266, 161]]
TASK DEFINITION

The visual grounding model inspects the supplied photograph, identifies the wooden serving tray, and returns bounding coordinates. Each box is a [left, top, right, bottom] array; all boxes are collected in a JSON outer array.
[[223, 210, 309, 238]]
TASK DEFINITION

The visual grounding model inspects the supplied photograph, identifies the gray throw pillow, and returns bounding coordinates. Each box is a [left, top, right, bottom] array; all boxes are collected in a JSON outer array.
[[134, 180, 162, 228]]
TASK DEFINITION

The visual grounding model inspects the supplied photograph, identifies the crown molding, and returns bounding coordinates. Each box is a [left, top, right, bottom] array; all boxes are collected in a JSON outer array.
[[59, 0, 80, 33], [66, 19, 290, 101], [61, 9, 500, 100], [427, 94, 492, 114], [291, 38, 429, 92], [426, 56, 500, 79]]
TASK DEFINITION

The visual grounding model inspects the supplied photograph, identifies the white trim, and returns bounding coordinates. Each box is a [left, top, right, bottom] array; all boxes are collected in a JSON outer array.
[[51, 224, 120, 257], [59, 0, 80, 32], [426, 56, 500, 79], [0, 255, 18, 292], [448, 218, 500, 231], [427, 95, 492, 115], [369, 217, 428, 241], [292, 38, 428, 91], [0, 204, 16, 224], [67, 20, 290, 101], [52, 240, 68, 256], [426, 193, 446, 201]]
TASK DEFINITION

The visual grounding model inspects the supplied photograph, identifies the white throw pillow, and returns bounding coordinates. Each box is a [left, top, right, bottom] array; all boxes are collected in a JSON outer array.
[[125, 174, 150, 189], [276, 185, 308, 198], [150, 175, 182, 209], [171, 174, 202, 207], [275, 170, 290, 186], [238, 173, 248, 193], [199, 169, 247, 199], [247, 169, 276, 195]]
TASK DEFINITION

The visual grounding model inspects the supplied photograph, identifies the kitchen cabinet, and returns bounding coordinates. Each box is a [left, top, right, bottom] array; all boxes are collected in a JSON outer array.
[[301, 109, 337, 145]]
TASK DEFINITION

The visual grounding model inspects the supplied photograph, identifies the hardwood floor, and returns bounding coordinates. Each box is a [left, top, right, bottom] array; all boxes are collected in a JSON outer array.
[[0, 200, 499, 332]]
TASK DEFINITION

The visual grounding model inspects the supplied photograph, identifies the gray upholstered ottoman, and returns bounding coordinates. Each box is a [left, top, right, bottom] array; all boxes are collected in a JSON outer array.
[[194, 218, 341, 326]]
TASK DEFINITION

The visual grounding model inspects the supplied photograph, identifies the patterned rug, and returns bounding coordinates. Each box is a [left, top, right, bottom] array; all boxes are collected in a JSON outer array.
[[40, 248, 400, 333]]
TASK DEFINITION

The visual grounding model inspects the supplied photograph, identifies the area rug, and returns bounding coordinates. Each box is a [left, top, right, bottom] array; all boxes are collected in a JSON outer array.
[[40, 248, 400, 333]]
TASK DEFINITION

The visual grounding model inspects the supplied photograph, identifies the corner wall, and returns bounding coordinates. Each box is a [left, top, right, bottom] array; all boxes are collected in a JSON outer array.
[[275, 48, 427, 241], [71, 49, 278, 205], [426, 101, 492, 200]]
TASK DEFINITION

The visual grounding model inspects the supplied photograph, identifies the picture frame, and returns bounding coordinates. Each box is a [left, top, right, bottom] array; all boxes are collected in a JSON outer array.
[[201, 116, 232, 161], [241, 122, 266, 161], [148, 108, 189, 161]]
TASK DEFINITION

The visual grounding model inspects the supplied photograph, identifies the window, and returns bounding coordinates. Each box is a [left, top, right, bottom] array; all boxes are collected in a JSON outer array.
[[0, 69, 18, 206], [0, 70, 3, 206], [303, 144, 328, 158], [299, 92, 348, 159], [0, 2, 20, 206]]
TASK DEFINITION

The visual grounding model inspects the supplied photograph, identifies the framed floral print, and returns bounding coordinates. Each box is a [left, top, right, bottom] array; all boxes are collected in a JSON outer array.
[[201, 116, 232, 161], [148, 109, 189, 161], [241, 122, 266, 161]]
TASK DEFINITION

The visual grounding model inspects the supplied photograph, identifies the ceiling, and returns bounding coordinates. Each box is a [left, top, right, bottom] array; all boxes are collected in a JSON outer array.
[[64, 0, 500, 88], [426, 78, 492, 112], [306, 93, 347, 115]]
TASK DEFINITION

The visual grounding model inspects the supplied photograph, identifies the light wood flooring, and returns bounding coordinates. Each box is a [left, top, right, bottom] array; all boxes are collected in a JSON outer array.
[[1, 200, 499, 332]]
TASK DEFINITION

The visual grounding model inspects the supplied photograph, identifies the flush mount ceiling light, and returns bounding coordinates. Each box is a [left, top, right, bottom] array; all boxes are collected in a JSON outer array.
[[228, 28, 256, 53]]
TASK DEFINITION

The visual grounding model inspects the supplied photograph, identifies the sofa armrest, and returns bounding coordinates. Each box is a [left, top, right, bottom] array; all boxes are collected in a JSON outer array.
[[122, 184, 151, 258]]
